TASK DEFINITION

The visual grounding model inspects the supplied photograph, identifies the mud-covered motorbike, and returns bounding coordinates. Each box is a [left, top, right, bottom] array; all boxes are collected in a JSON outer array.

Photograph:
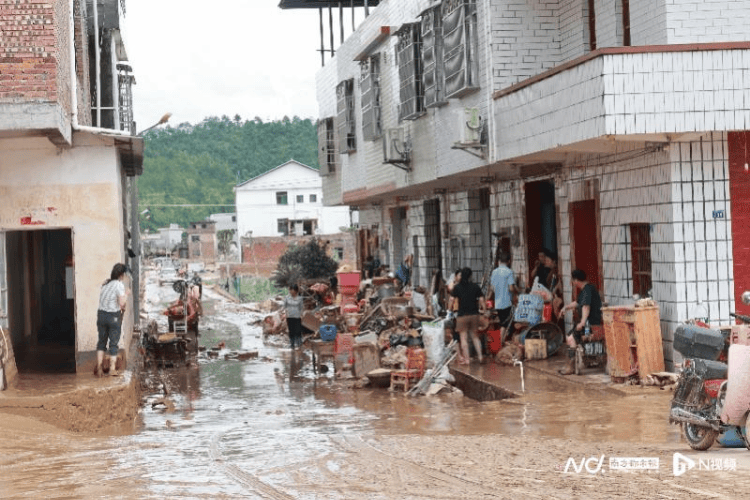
[[669, 301, 750, 451]]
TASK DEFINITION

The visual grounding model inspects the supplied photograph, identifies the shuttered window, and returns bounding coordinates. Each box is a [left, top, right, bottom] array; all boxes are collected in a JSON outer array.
[[442, 0, 479, 99]]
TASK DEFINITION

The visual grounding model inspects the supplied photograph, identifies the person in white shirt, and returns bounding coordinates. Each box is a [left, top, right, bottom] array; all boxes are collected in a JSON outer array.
[[95, 263, 129, 377]]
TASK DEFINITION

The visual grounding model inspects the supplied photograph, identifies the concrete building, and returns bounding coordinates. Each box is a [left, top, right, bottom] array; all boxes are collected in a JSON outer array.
[[187, 221, 217, 264], [0, 0, 143, 377], [287, 0, 750, 369], [208, 213, 239, 260], [234, 160, 352, 238]]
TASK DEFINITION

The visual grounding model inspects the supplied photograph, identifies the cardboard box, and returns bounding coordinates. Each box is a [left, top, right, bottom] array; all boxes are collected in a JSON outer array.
[[525, 338, 547, 360]]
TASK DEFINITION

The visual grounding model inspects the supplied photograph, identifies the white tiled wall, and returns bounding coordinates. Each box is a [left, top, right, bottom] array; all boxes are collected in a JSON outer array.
[[496, 49, 750, 161], [665, 0, 750, 44], [557, 133, 733, 368]]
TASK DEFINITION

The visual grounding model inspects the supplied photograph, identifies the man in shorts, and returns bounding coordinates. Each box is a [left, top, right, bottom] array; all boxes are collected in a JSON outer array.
[[489, 251, 518, 343]]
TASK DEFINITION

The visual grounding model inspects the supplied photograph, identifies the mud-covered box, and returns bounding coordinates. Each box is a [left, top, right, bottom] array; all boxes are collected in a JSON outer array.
[[673, 324, 725, 361]]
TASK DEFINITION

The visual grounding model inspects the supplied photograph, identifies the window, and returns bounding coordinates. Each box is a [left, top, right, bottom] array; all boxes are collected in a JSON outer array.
[[277, 218, 289, 236], [191, 235, 200, 242], [296, 195, 304, 203], [396, 23, 424, 121], [310, 194, 317, 203], [630, 224, 652, 297], [587, 0, 597, 51], [360, 54, 382, 140], [421, 4, 447, 108], [317, 117, 337, 176], [620, 0, 631, 46], [335, 247, 344, 260], [336, 79, 356, 153], [232, 215, 236, 222], [442, 0, 479, 99], [276, 191, 288, 205]]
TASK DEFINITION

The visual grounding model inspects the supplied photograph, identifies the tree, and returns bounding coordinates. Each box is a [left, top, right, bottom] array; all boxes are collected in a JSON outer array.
[[272, 238, 339, 288]]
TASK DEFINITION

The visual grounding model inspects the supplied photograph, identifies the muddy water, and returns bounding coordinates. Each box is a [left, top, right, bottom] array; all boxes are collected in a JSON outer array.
[[0, 282, 681, 498]]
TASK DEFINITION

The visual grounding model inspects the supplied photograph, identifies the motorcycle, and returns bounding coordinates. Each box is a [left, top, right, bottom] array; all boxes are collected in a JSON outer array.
[[669, 298, 750, 451]]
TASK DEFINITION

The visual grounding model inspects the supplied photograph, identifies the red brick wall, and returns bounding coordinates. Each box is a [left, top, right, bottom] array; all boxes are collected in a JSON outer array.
[[241, 234, 357, 278], [0, 0, 66, 103]]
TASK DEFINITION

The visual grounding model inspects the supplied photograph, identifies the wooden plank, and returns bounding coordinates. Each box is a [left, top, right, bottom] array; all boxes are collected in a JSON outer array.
[[635, 306, 664, 376]]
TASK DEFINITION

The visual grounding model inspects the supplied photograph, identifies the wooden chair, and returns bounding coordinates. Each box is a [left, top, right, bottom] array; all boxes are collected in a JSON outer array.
[[390, 348, 426, 392]]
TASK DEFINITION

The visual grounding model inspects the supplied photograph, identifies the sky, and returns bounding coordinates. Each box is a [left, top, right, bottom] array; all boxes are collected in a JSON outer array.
[[124, 0, 345, 130]]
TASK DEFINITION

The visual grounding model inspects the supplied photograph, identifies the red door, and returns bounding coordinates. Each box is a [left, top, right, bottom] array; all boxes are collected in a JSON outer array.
[[569, 199, 602, 293], [729, 131, 750, 316]]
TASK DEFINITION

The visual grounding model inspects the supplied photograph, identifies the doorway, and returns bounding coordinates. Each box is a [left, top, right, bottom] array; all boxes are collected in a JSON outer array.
[[524, 180, 559, 283], [6, 229, 76, 373], [569, 199, 603, 292]]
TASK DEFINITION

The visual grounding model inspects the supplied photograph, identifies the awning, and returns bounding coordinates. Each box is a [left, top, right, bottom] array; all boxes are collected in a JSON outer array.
[[279, 0, 380, 8]]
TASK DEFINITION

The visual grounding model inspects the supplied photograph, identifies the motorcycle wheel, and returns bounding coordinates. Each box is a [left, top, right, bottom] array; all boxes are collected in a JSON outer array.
[[683, 423, 718, 451]]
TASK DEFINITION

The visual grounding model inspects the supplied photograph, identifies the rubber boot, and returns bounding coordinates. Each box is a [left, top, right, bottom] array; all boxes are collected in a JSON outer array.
[[94, 350, 104, 377], [110, 355, 121, 377], [558, 348, 576, 375]]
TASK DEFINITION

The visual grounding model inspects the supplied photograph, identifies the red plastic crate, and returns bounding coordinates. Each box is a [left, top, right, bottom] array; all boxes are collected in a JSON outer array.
[[338, 272, 361, 288]]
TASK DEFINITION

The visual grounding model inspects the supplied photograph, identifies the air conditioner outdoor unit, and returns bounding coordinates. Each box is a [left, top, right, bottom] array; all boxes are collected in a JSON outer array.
[[458, 107, 482, 144], [383, 127, 410, 164]]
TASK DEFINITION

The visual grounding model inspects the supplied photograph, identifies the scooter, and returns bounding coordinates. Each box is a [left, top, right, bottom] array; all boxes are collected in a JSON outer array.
[[669, 295, 750, 451]]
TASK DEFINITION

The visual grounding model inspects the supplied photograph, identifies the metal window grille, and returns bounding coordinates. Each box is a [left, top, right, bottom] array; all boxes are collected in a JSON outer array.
[[421, 5, 446, 108], [117, 64, 135, 134], [423, 199, 442, 283], [396, 23, 424, 121], [360, 55, 382, 141], [317, 118, 337, 175], [442, 0, 479, 99], [336, 79, 356, 153], [630, 223, 652, 296]]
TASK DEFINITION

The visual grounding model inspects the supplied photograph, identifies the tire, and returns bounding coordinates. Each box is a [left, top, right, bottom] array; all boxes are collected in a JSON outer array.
[[683, 423, 718, 451]]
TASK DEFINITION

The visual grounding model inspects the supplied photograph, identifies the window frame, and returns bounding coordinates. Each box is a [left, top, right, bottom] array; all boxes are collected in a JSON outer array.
[[276, 191, 288, 205], [296, 194, 304, 203], [360, 54, 382, 140], [629, 223, 652, 297], [336, 79, 357, 153], [396, 23, 425, 121], [310, 194, 317, 203]]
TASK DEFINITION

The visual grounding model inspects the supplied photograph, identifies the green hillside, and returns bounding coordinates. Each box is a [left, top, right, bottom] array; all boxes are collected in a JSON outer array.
[[138, 115, 319, 233]]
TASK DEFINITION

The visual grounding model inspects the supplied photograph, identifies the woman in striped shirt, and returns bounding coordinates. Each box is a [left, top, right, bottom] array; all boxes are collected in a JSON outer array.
[[95, 263, 129, 377]]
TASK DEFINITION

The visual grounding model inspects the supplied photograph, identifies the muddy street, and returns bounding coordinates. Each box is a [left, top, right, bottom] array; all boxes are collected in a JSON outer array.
[[1, 275, 750, 499]]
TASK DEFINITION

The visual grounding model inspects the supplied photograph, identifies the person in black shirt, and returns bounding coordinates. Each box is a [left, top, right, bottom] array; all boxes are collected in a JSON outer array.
[[559, 269, 603, 375], [450, 267, 486, 365]]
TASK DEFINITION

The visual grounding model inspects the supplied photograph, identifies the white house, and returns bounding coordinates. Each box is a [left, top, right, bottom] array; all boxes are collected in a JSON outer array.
[[159, 223, 184, 251], [294, 0, 750, 369], [234, 160, 351, 238]]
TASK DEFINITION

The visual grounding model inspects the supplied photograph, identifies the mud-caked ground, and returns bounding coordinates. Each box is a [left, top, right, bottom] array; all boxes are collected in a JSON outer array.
[[0, 272, 748, 499]]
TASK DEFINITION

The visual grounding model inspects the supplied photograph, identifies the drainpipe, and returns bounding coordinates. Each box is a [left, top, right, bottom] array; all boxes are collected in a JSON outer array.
[[69, 0, 133, 137]]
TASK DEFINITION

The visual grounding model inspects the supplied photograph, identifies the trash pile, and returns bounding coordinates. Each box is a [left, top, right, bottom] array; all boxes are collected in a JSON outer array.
[[262, 270, 461, 395]]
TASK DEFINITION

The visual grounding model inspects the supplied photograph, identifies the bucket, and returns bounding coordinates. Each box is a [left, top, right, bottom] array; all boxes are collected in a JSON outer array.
[[542, 304, 553, 322], [320, 324, 337, 342], [486, 330, 503, 354]]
